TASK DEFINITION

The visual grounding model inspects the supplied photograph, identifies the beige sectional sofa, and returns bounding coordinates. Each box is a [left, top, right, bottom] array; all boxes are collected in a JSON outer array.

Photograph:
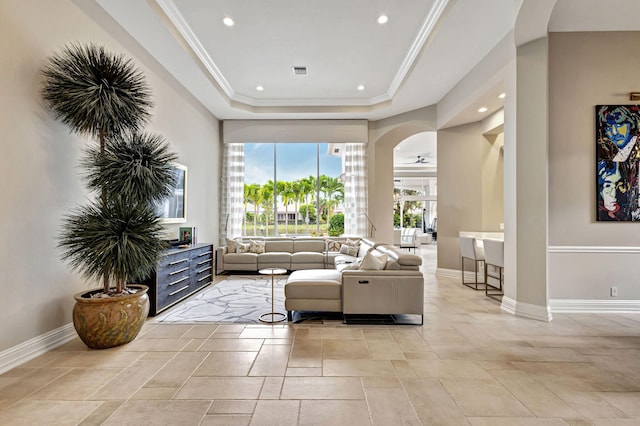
[[216, 236, 424, 323], [216, 236, 381, 274]]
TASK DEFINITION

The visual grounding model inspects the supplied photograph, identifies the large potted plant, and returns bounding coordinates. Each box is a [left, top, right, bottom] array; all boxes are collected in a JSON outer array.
[[42, 43, 177, 349]]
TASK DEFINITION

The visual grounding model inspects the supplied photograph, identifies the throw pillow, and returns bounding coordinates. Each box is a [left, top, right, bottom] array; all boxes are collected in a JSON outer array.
[[360, 252, 388, 270], [327, 240, 342, 252], [339, 244, 359, 257], [249, 239, 265, 254], [236, 242, 250, 253], [344, 238, 360, 247], [225, 238, 240, 253], [384, 259, 401, 270]]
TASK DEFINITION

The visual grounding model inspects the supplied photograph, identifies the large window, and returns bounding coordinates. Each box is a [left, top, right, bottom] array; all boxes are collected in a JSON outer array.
[[243, 143, 343, 236]]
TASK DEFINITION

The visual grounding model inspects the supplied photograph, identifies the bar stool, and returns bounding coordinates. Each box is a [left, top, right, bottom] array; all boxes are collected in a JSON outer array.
[[459, 237, 485, 290], [483, 238, 504, 300]]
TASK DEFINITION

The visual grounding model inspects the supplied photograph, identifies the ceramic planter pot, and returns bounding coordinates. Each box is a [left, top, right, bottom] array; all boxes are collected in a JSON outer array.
[[72, 284, 150, 349]]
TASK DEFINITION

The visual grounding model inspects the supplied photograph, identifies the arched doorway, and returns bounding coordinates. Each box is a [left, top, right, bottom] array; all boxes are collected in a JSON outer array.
[[393, 132, 437, 244]]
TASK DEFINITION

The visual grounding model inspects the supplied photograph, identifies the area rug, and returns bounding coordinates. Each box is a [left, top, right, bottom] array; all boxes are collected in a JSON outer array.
[[153, 274, 287, 324]]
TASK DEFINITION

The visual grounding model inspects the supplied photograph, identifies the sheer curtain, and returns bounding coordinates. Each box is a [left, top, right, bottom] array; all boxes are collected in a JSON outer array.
[[220, 143, 244, 244], [342, 143, 370, 237]]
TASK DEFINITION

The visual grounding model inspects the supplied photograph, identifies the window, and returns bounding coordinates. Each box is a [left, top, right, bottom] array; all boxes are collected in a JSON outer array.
[[394, 177, 437, 231], [243, 143, 343, 237]]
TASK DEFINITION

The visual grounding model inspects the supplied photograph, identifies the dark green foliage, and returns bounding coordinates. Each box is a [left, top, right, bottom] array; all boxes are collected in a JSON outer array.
[[42, 43, 177, 294], [328, 213, 344, 236], [83, 131, 178, 205], [41, 43, 152, 139], [59, 199, 167, 289]]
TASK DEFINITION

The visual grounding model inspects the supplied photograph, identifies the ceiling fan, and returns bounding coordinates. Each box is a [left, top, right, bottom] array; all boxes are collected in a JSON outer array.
[[405, 155, 430, 164]]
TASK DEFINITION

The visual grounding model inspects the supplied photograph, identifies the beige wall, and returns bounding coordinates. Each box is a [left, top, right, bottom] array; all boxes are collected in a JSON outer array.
[[436, 122, 486, 270], [482, 132, 505, 230], [0, 0, 220, 352], [548, 31, 640, 301]]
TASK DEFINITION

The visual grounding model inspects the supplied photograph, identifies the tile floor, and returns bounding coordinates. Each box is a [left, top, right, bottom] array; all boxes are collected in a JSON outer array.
[[1, 244, 640, 425]]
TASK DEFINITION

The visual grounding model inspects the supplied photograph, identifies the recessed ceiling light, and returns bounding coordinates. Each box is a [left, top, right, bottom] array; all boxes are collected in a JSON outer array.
[[498, 93, 505, 99], [223, 16, 234, 26], [357, 85, 365, 91], [256, 85, 264, 91], [377, 14, 389, 24], [478, 107, 488, 113]]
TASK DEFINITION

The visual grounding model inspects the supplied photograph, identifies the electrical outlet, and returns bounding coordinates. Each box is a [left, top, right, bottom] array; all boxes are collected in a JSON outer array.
[[610, 286, 618, 297]]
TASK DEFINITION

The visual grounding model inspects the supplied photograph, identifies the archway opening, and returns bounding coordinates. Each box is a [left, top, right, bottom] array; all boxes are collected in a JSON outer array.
[[392, 131, 437, 244]]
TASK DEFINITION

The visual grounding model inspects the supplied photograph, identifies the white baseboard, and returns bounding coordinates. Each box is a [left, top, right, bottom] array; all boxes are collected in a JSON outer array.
[[0, 323, 77, 374], [548, 246, 640, 253], [550, 299, 640, 313], [501, 296, 553, 322]]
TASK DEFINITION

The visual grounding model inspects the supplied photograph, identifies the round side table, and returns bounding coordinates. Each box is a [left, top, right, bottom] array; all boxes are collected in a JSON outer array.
[[258, 268, 287, 323]]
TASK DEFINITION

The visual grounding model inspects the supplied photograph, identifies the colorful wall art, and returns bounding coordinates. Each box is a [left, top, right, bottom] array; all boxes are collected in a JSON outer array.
[[596, 105, 640, 221]]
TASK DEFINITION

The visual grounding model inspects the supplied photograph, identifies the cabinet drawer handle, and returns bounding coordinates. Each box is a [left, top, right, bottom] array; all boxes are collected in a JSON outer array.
[[169, 285, 189, 296], [197, 259, 211, 266], [168, 258, 189, 266], [197, 250, 213, 257], [168, 267, 189, 276], [197, 266, 212, 274], [358, 280, 369, 284], [169, 276, 189, 286], [197, 274, 212, 282]]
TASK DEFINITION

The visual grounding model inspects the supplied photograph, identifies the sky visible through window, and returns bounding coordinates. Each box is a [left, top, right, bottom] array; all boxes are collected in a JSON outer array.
[[244, 143, 342, 184]]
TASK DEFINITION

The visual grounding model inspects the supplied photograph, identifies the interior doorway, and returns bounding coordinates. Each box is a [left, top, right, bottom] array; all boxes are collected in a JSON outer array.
[[393, 131, 437, 244]]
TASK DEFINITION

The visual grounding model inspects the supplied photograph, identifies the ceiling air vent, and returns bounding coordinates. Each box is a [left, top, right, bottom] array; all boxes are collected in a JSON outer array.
[[292, 66, 308, 75]]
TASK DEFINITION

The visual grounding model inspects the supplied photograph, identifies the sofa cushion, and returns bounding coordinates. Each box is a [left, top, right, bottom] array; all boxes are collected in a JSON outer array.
[[285, 270, 342, 299], [293, 239, 326, 253], [224, 252, 258, 264], [291, 252, 324, 263], [258, 252, 291, 263], [265, 240, 294, 253], [334, 254, 358, 265], [324, 251, 340, 267]]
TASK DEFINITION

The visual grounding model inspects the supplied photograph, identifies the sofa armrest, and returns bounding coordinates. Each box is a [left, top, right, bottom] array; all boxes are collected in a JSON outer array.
[[216, 246, 228, 274]]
